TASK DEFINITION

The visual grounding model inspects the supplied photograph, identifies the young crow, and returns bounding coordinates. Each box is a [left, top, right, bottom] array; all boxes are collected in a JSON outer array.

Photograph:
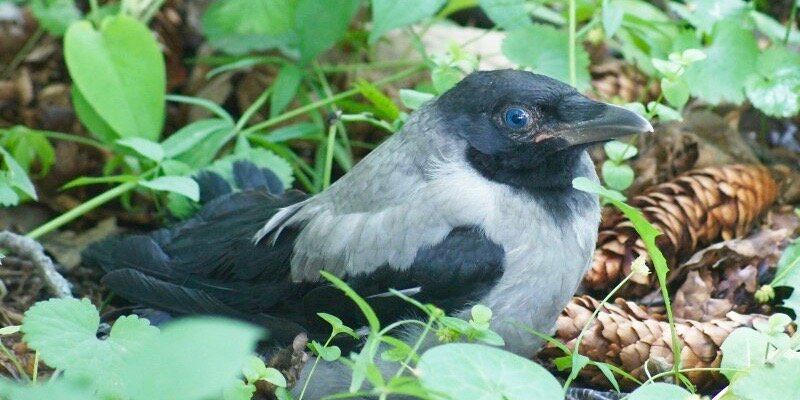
[[83, 69, 652, 397]]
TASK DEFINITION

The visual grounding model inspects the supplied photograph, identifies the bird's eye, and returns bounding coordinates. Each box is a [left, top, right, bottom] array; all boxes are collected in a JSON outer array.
[[503, 107, 530, 129]]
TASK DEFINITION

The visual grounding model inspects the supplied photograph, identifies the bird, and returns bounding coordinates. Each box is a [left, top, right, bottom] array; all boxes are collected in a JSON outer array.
[[83, 69, 653, 397]]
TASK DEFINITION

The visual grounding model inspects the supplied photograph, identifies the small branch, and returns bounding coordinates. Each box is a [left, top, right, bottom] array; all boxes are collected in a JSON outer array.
[[0, 231, 72, 298]]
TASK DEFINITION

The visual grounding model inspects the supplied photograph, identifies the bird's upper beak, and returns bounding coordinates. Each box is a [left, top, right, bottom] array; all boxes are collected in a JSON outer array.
[[543, 95, 654, 146]]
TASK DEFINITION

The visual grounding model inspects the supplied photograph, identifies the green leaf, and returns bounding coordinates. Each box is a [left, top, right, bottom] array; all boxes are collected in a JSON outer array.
[[0, 377, 101, 400], [61, 174, 138, 190], [431, 65, 463, 94], [602, 0, 624, 38], [123, 317, 263, 400], [242, 355, 269, 384], [572, 177, 625, 202], [318, 312, 358, 338], [750, 10, 800, 45], [21, 298, 158, 396], [0, 147, 37, 200], [0, 177, 20, 206], [2, 127, 56, 177], [770, 238, 800, 319], [661, 78, 690, 109], [296, 0, 360, 62], [223, 379, 256, 400], [684, 21, 758, 105], [209, 147, 294, 189], [745, 46, 800, 118], [162, 118, 235, 167], [64, 16, 166, 141], [117, 137, 165, 162], [720, 327, 769, 380], [502, 24, 591, 91], [627, 382, 692, 400], [271, 64, 304, 118], [72, 85, 117, 143], [369, 0, 447, 44], [0, 325, 20, 335], [470, 304, 492, 324], [399, 89, 435, 110], [603, 140, 638, 161], [29, 0, 82, 36], [602, 161, 634, 191], [202, 0, 296, 54], [648, 102, 683, 122], [479, 0, 533, 30], [355, 79, 401, 121], [263, 368, 287, 387], [731, 353, 800, 400], [418, 343, 562, 399], [140, 176, 200, 201], [669, 0, 748, 34]]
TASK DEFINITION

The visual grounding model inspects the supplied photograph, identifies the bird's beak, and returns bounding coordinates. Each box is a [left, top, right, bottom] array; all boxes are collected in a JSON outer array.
[[543, 95, 654, 146]]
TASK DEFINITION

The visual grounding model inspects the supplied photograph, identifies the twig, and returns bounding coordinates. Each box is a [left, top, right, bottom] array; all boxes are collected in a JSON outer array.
[[0, 231, 72, 298]]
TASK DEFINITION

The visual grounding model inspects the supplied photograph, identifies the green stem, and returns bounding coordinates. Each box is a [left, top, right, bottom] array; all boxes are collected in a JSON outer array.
[[786, 0, 798, 45], [1, 28, 43, 80], [25, 180, 140, 240], [32, 351, 39, 383], [322, 124, 337, 189], [141, 0, 167, 23], [316, 59, 419, 73], [568, 0, 578, 87], [563, 272, 634, 390], [241, 65, 425, 137], [0, 342, 29, 382], [298, 335, 335, 400], [393, 315, 435, 380], [1, 127, 109, 151]]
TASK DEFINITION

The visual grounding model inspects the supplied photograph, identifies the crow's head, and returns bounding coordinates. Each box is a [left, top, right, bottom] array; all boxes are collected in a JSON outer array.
[[434, 69, 653, 189]]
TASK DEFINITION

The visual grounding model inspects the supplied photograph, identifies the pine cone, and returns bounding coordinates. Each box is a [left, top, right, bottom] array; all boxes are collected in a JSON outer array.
[[590, 60, 659, 103], [539, 296, 766, 391], [585, 165, 778, 296]]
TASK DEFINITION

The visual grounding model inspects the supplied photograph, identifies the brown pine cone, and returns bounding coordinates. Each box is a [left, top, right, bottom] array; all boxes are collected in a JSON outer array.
[[539, 296, 766, 391], [585, 164, 778, 296], [590, 59, 660, 103]]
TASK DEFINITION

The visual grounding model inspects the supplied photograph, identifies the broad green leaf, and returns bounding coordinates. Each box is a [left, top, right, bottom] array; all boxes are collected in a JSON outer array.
[[603, 140, 638, 161], [745, 46, 800, 118], [260, 122, 320, 143], [471, 304, 492, 324], [670, 0, 748, 34], [750, 10, 800, 45], [627, 382, 692, 400], [502, 24, 591, 91], [72, 85, 117, 143], [64, 16, 166, 141], [202, 0, 296, 54], [602, 161, 634, 191], [29, 0, 82, 36], [0, 325, 20, 335], [355, 79, 401, 121], [318, 312, 358, 338], [684, 21, 758, 105], [242, 355, 269, 384], [263, 368, 287, 387], [212, 147, 294, 189], [731, 353, 800, 400], [661, 78, 690, 109], [720, 327, 769, 380], [602, 0, 624, 38], [123, 317, 263, 400], [0, 147, 37, 200], [432, 65, 463, 94], [369, 0, 447, 44], [399, 89, 435, 110], [296, 0, 360, 62], [141, 176, 200, 201], [117, 137, 165, 162], [418, 343, 562, 399], [479, 0, 533, 30], [770, 238, 800, 319], [270, 64, 304, 118], [223, 380, 255, 400], [21, 298, 158, 396], [0, 378, 100, 400], [0, 176, 20, 206], [162, 118, 235, 166], [649, 102, 683, 122]]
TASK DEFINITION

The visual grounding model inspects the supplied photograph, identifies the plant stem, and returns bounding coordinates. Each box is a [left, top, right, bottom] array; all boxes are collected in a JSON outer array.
[[322, 124, 337, 189], [141, 0, 167, 23], [316, 59, 419, 73], [32, 351, 39, 383], [786, 0, 798, 45], [298, 335, 335, 400], [25, 180, 139, 240], [0, 342, 29, 382], [241, 65, 425, 137], [568, 0, 578, 87], [393, 316, 435, 380], [1, 27, 43, 80], [563, 272, 634, 390]]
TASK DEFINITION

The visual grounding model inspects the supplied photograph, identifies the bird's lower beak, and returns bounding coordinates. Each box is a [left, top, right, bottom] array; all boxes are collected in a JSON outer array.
[[545, 96, 654, 147]]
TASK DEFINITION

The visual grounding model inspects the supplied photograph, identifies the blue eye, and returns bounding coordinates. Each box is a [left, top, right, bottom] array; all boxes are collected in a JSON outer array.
[[503, 107, 530, 129]]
